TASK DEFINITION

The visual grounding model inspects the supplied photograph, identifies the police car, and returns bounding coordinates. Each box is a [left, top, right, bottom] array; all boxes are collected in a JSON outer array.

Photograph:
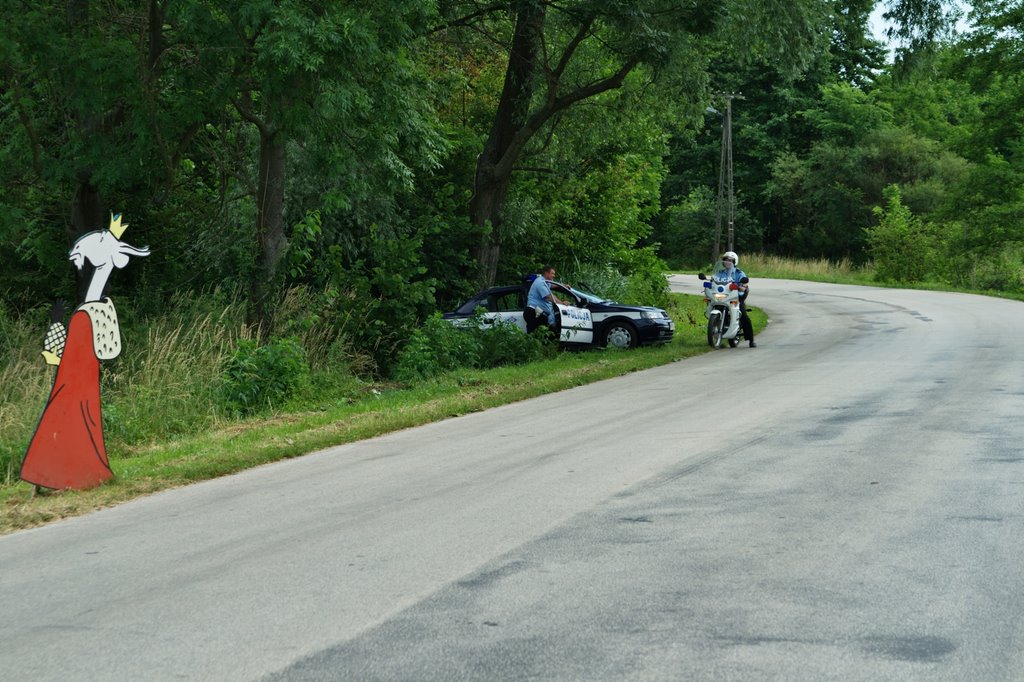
[[443, 281, 675, 349]]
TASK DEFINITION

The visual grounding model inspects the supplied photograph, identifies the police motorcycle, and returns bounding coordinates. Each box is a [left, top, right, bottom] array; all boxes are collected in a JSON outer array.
[[698, 259, 749, 348]]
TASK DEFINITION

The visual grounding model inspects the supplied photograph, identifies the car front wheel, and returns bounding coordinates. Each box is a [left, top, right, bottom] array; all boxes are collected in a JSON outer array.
[[603, 321, 638, 349]]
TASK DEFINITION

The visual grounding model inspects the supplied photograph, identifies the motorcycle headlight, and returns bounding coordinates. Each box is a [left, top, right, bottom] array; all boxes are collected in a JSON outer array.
[[713, 293, 728, 301]]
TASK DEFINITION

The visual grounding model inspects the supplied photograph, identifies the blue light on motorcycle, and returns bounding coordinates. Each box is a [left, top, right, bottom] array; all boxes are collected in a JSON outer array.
[[703, 282, 712, 289]]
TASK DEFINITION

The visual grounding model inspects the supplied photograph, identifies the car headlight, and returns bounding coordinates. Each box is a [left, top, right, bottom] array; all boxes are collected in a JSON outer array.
[[640, 311, 664, 320]]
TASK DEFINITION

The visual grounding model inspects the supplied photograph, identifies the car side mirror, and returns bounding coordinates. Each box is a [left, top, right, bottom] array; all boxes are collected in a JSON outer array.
[[698, 273, 707, 280], [740, 276, 749, 284]]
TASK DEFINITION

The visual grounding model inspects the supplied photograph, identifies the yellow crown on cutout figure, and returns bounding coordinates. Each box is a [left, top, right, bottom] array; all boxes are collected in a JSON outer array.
[[109, 212, 129, 239]]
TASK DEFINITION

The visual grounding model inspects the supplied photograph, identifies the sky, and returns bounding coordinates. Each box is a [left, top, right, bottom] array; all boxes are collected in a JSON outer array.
[[869, 1, 891, 44], [869, 2, 898, 60], [867, 1, 973, 61]]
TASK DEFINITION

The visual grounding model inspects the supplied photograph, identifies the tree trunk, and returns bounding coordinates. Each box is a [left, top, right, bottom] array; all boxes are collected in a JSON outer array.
[[470, 0, 545, 287], [469, 174, 512, 287], [249, 130, 288, 337], [69, 174, 104, 302]]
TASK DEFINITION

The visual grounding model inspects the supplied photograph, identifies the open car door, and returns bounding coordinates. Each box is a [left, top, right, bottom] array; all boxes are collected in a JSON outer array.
[[556, 302, 593, 344]]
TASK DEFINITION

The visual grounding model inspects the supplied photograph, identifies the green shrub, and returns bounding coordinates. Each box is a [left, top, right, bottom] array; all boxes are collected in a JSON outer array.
[[569, 262, 631, 303], [392, 313, 481, 382], [568, 253, 670, 308], [961, 241, 1024, 293], [392, 310, 550, 382], [476, 315, 549, 368], [867, 185, 936, 283], [221, 336, 310, 414], [619, 246, 671, 308]]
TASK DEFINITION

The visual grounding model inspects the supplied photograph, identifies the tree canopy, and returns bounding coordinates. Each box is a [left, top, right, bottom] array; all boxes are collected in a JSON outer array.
[[2, 0, 1022, 370]]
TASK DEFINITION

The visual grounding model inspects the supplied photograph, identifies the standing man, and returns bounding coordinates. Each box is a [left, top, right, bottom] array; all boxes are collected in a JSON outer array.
[[524, 265, 566, 334]]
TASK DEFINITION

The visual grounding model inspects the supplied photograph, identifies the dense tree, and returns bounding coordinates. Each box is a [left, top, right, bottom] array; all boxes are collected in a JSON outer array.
[[3, 0, 1024, 371], [433, 0, 824, 284], [0, 1, 188, 304], [0, 2, 443, 320], [165, 0, 444, 331], [652, 0, 888, 266]]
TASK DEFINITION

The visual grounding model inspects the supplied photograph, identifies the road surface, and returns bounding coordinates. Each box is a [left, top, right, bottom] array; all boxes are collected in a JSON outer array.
[[2, 276, 1023, 680]]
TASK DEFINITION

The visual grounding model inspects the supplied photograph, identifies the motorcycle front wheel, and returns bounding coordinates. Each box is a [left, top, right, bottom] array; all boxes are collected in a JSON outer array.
[[707, 314, 724, 348]]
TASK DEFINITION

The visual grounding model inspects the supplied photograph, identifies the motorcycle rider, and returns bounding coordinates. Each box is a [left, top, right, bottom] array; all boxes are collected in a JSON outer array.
[[715, 251, 756, 348]]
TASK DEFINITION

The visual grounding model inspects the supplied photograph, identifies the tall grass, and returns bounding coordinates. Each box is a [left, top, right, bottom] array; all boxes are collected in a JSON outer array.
[[738, 252, 1024, 297], [102, 310, 248, 450], [739, 253, 875, 284], [0, 306, 55, 484], [0, 290, 369, 484]]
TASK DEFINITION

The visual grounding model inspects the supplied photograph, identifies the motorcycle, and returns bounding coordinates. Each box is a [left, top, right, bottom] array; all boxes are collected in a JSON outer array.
[[698, 260, 749, 348]]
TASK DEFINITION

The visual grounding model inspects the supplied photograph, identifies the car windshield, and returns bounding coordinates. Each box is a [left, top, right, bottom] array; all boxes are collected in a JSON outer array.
[[562, 283, 613, 304]]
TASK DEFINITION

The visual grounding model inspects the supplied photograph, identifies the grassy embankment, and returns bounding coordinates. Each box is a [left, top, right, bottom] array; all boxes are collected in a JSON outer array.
[[0, 291, 767, 535], [739, 253, 875, 284], [739, 252, 1024, 301]]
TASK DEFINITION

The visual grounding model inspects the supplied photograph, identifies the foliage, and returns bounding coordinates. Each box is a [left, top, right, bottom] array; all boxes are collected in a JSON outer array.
[[568, 263, 632, 305], [434, 0, 827, 283], [2, 0, 1024, 463], [739, 252, 869, 282], [392, 311, 551, 383], [866, 185, 937, 282], [220, 337, 310, 415]]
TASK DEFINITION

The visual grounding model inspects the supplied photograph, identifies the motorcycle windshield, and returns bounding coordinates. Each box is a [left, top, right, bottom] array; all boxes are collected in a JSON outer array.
[[710, 259, 738, 284]]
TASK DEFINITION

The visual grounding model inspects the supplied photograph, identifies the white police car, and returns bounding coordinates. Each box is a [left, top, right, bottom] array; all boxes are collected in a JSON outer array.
[[443, 281, 674, 349]]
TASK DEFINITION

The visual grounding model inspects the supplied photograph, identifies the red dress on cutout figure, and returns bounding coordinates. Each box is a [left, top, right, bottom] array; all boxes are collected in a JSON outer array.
[[21, 309, 113, 490]]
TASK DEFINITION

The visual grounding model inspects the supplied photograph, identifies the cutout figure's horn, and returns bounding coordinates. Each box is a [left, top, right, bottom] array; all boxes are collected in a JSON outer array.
[[118, 244, 151, 258]]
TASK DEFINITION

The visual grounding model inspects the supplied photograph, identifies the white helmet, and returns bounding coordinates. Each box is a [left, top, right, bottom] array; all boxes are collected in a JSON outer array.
[[722, 251, 739, 265]]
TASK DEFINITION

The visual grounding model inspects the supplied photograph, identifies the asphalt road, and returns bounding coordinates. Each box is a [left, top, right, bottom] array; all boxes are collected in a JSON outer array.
[[2, 276, 1023, 681]]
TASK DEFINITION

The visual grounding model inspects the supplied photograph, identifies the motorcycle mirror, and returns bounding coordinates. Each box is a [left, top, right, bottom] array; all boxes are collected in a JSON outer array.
[[698, 273, 707, 280], [740, 276, 749, 284]]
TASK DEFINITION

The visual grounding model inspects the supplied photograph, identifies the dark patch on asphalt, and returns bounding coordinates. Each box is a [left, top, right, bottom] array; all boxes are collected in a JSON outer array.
[[715, 634, 823, 648], [947, 515, 1004, 523], [455, 560, 528, 590], [861, 635, 956, 662], [620, 516, 653, 524]]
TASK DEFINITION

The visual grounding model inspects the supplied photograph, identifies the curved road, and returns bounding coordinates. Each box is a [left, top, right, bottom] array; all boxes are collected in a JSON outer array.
[[2, 277, 1023, 680]]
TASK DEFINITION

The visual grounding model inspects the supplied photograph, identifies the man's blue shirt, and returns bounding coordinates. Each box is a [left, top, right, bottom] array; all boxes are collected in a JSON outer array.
[[527, 276, 555, 323]]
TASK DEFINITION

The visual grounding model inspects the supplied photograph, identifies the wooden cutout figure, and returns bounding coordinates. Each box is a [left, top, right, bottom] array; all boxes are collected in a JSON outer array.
[[20, 213, 150, 490]]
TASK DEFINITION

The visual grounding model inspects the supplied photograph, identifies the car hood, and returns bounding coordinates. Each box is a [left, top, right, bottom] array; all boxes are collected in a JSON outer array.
[[591, 302, 665, 314]]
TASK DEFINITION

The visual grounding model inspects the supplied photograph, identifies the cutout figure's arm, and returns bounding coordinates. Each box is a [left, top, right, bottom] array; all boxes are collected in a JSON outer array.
[[41, 299, 67, 365]]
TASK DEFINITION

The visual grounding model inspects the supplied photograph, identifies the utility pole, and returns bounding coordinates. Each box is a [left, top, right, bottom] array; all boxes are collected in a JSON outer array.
[[712, 92, 743, 263]]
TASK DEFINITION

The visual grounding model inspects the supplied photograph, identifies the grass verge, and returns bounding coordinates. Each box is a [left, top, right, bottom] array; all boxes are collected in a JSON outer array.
[[0, 293, 766, 535]]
